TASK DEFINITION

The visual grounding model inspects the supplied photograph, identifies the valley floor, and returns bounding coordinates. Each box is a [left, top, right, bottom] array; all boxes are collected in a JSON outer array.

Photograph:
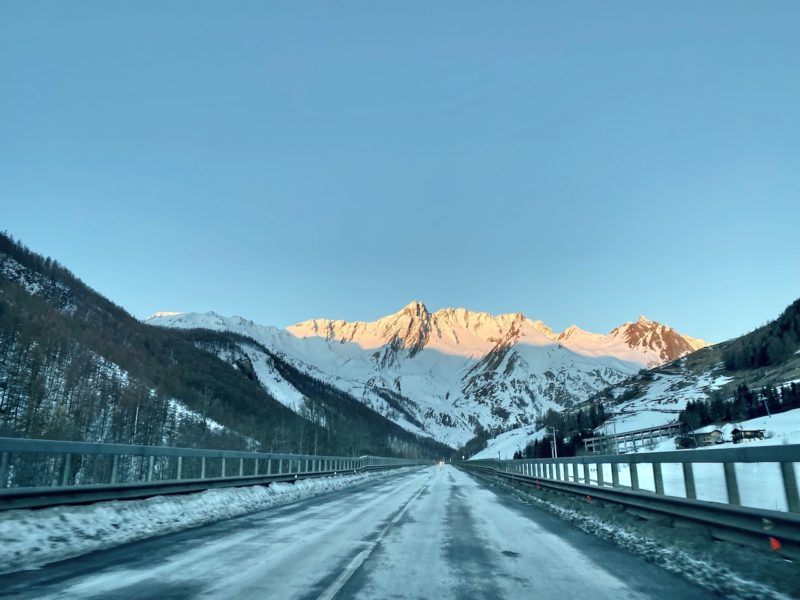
[[1, 466, 706, 599]]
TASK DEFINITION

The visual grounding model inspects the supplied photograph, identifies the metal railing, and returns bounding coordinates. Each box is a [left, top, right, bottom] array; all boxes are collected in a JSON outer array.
[[583, 422, 683, 454], [458, 444, 800, 557], [0, 437, 428, 509]]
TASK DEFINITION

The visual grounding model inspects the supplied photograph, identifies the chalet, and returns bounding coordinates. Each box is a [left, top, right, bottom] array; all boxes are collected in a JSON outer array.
[[732, 428, 766, 444], [693, 429, 723, 447]]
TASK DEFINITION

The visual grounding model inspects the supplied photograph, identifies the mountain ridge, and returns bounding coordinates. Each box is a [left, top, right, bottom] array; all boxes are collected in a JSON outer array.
[[148, 302, 707, 447]]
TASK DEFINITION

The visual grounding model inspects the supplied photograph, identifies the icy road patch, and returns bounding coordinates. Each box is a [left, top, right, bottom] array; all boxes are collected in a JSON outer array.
[[0, 468, 415, 574]]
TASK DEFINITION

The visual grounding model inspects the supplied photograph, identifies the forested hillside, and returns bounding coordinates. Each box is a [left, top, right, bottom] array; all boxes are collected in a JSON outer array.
[[0, 233, 449, 458], [722, 298, 800, 370]]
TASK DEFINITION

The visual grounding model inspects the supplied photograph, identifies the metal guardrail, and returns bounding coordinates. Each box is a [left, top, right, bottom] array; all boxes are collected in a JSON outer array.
[[457, 444, 800, 558], [0, 437, 428, 510]]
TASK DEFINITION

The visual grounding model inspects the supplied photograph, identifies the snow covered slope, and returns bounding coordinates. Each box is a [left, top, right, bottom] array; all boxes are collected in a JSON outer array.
[[147, 302, 706, 448]]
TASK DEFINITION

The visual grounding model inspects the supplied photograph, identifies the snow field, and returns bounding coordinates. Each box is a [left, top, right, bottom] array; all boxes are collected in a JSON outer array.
[[577, 461, 796, 512], [495, 409, 800, 512]]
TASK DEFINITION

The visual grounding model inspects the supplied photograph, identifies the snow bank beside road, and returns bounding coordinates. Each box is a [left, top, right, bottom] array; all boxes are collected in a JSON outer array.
[[0, 469, 412, 574]]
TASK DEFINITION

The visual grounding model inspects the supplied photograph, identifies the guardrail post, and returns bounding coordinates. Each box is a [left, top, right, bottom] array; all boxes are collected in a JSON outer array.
[[278, 459, 283, 474], [611, 463, 619, 488], [221, 457, 226, 478], [682, 462, 696, 499], [147, 456, 154, 482], [254, 459, 259, 476], [201, 457, 206, 479], [652, 462, 664, 495], [780, 462, 800, 513], [239, 458, 244, 477], [111, 454, 119, 484], [629, 462, 639, 491], [61, 453, 72, 486], [0, 452, 9, 488], [176, 456, 182, 480], [596, 463, 604, 487], [267, 459, 272, 475], [723, 462, 740, 505]]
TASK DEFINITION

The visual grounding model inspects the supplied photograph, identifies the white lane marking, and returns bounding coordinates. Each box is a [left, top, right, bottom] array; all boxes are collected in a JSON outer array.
[[316, 474, 430, 600]]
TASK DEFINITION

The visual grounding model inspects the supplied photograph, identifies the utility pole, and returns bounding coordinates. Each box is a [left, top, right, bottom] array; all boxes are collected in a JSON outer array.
[[762, 397, 772, 418], [612, 408, 618, 454], [551, 428, 559, 459]]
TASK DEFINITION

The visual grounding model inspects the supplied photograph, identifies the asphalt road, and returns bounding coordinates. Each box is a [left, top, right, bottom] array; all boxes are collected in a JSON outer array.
[[1, 466, 707, 599]]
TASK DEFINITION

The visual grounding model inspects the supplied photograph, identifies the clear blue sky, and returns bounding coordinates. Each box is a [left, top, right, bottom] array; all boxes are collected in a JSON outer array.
[[2, 1, 799, 342]]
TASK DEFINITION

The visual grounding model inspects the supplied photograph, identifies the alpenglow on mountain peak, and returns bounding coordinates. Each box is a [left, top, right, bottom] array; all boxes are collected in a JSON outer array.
[[400, 299, 428, 317], [285, 301, 706, 363], [148, 301, 709, 448]]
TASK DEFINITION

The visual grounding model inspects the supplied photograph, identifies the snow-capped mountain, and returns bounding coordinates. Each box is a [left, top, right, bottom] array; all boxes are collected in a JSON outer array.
[[147, 302, 707, 448]]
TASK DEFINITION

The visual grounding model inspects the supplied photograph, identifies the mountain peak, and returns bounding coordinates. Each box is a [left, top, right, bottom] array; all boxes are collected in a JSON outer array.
[[398, 300, 429, 318], [558, 324, 584, 340], [637, 314, 651, 324], [146, 311, 183, 321]]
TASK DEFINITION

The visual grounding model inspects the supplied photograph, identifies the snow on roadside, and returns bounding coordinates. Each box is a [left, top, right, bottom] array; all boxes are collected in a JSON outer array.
[[0, 468, 416, 575], [491, 478, 793, 600]]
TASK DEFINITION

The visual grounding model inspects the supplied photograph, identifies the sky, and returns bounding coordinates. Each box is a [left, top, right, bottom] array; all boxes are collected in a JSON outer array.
[[2, 1, 799, 343]]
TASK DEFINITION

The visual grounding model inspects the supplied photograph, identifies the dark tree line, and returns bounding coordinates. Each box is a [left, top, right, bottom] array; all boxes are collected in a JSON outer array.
[[679, 383, 800, 430], [0, 231, 450, 459], [722, 298, 800, 371], [522, 402, 607, 459]]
